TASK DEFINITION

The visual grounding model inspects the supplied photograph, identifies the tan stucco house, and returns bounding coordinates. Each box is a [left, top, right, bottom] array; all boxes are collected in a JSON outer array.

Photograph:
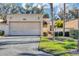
[[65, 19, 79, 30], [0, 14, 43, 36]]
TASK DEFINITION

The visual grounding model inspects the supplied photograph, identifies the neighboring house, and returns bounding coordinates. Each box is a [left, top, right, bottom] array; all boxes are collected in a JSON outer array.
[[0, 14, 43, 36], [54, 19, 79, 32], [54, 19, 79, 36], [65, 19, 79, 30]]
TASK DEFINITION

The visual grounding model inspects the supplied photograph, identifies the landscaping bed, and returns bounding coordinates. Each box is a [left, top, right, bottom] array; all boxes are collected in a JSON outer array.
[[39, 37, 77, 56]]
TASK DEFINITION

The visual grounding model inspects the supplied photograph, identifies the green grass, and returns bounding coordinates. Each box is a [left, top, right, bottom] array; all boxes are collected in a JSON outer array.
[[39, 37, 77, 56]]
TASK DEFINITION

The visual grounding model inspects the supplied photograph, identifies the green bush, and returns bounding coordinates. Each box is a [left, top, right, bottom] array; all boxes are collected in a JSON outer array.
[[0, 30, 4, 36], [64, 39, 75, 42], [70, 29, 79, 39], [55, 20, 63, 28], [43, 14, 49, 18], [67, 40, 75, 42]]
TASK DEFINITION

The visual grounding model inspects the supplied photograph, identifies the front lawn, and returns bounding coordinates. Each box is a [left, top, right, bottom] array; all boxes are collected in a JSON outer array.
[[39, 37, 77, 56]]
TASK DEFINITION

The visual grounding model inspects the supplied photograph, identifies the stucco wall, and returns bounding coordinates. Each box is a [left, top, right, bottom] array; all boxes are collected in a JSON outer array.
[[7, 14, 43, 22], [43, 18, 51, 32], [65, 19, 78, 29], [0, 14, 43, 36]]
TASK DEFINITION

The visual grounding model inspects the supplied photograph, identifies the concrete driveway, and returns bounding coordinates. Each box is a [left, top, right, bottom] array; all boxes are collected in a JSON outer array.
[[0, 36, 52, 56]]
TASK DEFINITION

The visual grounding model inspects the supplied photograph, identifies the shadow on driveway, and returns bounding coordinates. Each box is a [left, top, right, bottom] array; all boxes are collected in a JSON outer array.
[[0, 41, 40, 46], [18, 52, 52, 56], [0, 40, 48, 46]]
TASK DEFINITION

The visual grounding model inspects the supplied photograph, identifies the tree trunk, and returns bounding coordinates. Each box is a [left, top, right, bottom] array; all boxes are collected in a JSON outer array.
[[63, 3, 66, 36], [50, 3, 55, 40], [77, 39, 79, 51], [77, 10, 79, 52]]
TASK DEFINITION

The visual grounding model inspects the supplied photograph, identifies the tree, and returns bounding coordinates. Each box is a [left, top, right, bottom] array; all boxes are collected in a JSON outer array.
[[24, 3, 32, 14], [43, 13, 49, 18], [58, 3, 66, 36], [49, 3, 55, 40], [24, 3, 46, 14], [0, 3, 26, 21], [32, 4, 44, 14], [68, 8, 79, 19], [0, 3, 19, 20], [77, 6, 79, 52], [55, 20, 63, 28], [63, 3, 66, 36]]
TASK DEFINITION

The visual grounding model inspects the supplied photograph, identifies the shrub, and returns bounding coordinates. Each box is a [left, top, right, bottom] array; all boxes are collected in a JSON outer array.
[[55, 32, 63, 36], [66, 39, 75, 42], [65, 32, 69, 37], [70, 29, 79, 39], [0, 30, 4, 36], [55, 20, 63, 28], [55, 32, 59, 36], [59, 32, 63, 36], [43, 32, 48, 36]]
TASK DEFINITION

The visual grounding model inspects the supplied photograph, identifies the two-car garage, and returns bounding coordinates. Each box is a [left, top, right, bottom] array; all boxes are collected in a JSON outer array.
[[9, 21, 41, 36], [5, 14, 43, 36]]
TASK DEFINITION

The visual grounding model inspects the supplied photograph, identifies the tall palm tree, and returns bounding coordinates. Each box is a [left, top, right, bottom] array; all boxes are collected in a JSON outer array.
[[49, 3, 55, 40]]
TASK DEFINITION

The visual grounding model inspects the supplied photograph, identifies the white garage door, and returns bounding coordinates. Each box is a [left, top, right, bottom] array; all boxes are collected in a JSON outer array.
[[9, 22, 41, 35]]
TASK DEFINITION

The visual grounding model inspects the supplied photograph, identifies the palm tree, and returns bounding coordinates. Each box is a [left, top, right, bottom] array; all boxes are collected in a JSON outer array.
[[49, 3, 55, 40]]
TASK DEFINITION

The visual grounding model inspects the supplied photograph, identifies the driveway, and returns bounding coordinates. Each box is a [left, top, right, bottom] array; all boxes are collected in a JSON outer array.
[[0, 36, 52, 56]]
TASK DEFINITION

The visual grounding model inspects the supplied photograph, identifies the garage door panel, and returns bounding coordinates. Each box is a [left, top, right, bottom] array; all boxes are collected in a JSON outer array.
[[9, 22, 41, 35]]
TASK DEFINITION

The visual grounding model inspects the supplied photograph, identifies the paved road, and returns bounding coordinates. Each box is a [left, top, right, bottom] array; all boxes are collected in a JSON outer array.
[[0, 36, 52, 56]]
